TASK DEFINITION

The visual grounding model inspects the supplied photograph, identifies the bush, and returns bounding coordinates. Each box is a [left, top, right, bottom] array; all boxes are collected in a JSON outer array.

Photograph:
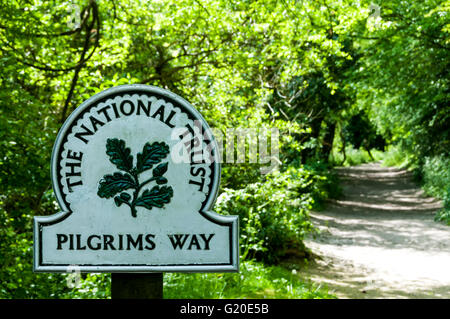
[[434, 187, 450, 225], [304, 160, 342, 206], [422, 156, 450, 198], [215, 166, 320, 264], [421, 156, 450, 225], [63, 274, 111, 299]]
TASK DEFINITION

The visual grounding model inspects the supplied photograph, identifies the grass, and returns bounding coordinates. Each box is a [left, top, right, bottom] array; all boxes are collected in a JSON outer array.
[[163, 260, 335, 299], [64, 261, 335, 299], [330, 145, 383, 167], [57, 260, 335, 299], [380, 145, 413, 168]]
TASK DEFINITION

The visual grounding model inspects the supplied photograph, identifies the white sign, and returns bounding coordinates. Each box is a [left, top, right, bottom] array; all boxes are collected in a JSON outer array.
[[34, 85, 239, 272]]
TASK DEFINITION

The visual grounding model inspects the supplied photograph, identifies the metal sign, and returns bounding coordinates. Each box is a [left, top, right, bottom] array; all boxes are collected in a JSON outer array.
[[34, 85, 239, 272]]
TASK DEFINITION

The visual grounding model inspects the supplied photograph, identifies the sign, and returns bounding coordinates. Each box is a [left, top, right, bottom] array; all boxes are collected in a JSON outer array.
[[34, 85, 239, 272]]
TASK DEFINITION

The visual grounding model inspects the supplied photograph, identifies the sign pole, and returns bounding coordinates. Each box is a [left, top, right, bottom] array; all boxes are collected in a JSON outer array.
[[111, 273, 163, 299]]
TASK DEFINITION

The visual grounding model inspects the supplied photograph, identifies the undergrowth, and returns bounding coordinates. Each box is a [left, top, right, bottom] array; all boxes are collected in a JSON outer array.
[[59, 261, 335, 299], [164, 261, 335, 299], [330, 146, 383, 167]]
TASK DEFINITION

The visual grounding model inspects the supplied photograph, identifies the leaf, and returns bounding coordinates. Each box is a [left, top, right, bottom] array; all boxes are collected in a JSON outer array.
[[106, 138, 133, 172], [98, 172, 135, 198], [135, 185, 173, 210], [120, 192, 132, 201], [136, 141, 170, 173], [114, 192, 131, 207], [153, 162, 168, 177], [156, 177, 168, 185]]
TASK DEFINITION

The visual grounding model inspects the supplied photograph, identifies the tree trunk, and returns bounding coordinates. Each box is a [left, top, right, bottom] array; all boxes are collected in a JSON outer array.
[[301, 117, 323, 164], [340, 126, 346, 166], [321, 121, 336, 162]]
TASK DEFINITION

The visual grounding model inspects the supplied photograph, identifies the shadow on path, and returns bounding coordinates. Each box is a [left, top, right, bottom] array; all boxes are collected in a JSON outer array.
[[299, 162, 449, 299]]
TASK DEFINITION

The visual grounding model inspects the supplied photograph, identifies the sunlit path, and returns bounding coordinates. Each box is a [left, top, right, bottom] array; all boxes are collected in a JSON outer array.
[[303, 162, 450, 299]]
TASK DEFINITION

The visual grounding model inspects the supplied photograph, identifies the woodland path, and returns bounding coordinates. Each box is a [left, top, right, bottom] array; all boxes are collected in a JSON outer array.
[[301, 162, 450, 298]]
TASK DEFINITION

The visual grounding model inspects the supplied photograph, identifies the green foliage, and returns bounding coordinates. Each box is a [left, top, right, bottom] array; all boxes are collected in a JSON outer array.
[[435, 188, 450, 225], [422, 156, 450, 198], [0, 201, 64, 298], [304, 160, 343, 204], [164, 260, 335, 299], [351, 1, 449, 158], [421, 156, 450, 224], [331, 146, 383, 167], [62, 274, 111, 299], [348, 0, 449, 203], [216, 166, 321, 264], [380, 145, 413, 168]]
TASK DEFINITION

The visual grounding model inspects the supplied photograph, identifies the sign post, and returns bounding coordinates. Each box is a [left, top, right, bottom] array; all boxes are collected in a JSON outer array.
[[34, 85, 239, 298], [111, 273, 163, 299]]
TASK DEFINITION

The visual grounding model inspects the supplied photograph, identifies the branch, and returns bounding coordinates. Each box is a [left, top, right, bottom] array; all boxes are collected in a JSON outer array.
[[1, 2, 101, 73], [0, 7, 88, 38], [60, 0, 101, 122]]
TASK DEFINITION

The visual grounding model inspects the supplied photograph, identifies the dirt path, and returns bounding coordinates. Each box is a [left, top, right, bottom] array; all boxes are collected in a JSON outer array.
[[301, 162, 450, 299]]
